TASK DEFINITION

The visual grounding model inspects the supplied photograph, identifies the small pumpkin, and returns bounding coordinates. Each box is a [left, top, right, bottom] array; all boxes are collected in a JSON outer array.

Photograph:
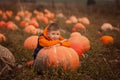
[[74, 23, 86, 30], [40, 16, 49, 24], [78, 17, 90, 25], [100, 35, 114, 45], [28, 19, 39, 28], [101, 23, 113, 31], [69, 16, 78, 23], [24, 25, 37, 34], [5, 21, 19, 30]]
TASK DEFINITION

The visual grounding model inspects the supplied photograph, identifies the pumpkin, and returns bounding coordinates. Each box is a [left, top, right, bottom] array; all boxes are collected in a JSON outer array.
[[2, 13, 7, 20], [56, 13, 66, 19], [68, 32, 90, 57], [100, 35, 114, 45], [0, 45, 15, 68], [78, 17, 90, 25], [101, 23, 113, 31], [44, 12, 55, 19], [5, 21, 19, 30], [17, 11, 24, 17], [69, 16, 78, 23], [0, 33, 6, 42], [28, 19, 39, 28], [24, 25, 37, 34], [33, 10, 40, 15], [24, 36, 38, 50], [70, 32, 81, 38], [15, 16, 21, 21], [65, 20, 72, 24], [20, 21, 27, 27], [40, 16, 49, 24], [6, 10, 13, 18], [74, 23, 86, 30], [34, 46, 80, 71], [0, 21, 6, 28], [0, 10, 3, 15]]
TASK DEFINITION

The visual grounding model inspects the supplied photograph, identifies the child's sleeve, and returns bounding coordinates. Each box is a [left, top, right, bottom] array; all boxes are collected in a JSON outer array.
[[59, 35, 71, 47], [60, 41, 71, 47], [39, 36, 60, 47]]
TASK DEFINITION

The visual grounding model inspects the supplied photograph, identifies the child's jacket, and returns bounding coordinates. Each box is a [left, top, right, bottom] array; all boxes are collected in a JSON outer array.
[[33, 27, 70, 59], [38, 27, 70, 47]]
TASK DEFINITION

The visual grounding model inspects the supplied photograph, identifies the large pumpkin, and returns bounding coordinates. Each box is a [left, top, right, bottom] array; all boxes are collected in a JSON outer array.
[[100, 35, 114, 45], [68, 32, 90, 57], [34, 46, 80, 71], [24, 36, 38, 50]]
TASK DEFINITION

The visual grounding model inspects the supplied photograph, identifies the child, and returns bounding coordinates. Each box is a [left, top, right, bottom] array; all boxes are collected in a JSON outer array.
[[33, 23, 70, 60], [26, 23, 70, 66]]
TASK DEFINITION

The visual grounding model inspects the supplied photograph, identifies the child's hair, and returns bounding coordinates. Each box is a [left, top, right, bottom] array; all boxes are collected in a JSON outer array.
[[48, 23, 60, 32]]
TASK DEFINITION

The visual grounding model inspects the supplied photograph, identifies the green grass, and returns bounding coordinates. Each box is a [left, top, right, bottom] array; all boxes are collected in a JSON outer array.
[[0, 3, 120, 80]]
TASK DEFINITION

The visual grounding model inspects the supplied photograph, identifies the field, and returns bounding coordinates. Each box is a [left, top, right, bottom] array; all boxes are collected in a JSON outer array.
[[0, 1, 120, 80]]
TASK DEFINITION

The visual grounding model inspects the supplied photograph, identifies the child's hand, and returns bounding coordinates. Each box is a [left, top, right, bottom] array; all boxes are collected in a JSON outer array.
[[54, 43, 60, 46], [60, 39, 68, 43]]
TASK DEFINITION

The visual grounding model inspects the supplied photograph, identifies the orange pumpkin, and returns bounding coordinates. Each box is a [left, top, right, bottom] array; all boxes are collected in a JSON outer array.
[[0, 21, 6, 28], [70, 42, 84, 57], [20, 21, 27, 27], [70, 32, 81, 37], [74, 23, 86, 30], [44, 12, 55, 19], [0, 10, 3, 15], [100, 35, 114, 45], [69, 16, 78, 23], [5, 21, 19, 30], [0, 33, 6, 42], [40, 16, 49, 24], [28, 19, 39, 28], [6, 10, 13, 18], [68, 32, 90, 57], [78, 17, 90, 25], [15, 16, 21, 21], [24, 36, 38, 50], [65, 20, 72, 24], [24, 25, 37, 34], [34, 46, 80, 71], [2, 13, 7, 20]]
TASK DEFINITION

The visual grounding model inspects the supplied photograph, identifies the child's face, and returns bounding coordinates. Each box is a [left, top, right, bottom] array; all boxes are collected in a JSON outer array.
[[48, 30, 60, 40]]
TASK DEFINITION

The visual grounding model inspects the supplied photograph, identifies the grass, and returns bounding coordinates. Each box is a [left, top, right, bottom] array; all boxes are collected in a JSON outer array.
[[0, 2, 120, 80]]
